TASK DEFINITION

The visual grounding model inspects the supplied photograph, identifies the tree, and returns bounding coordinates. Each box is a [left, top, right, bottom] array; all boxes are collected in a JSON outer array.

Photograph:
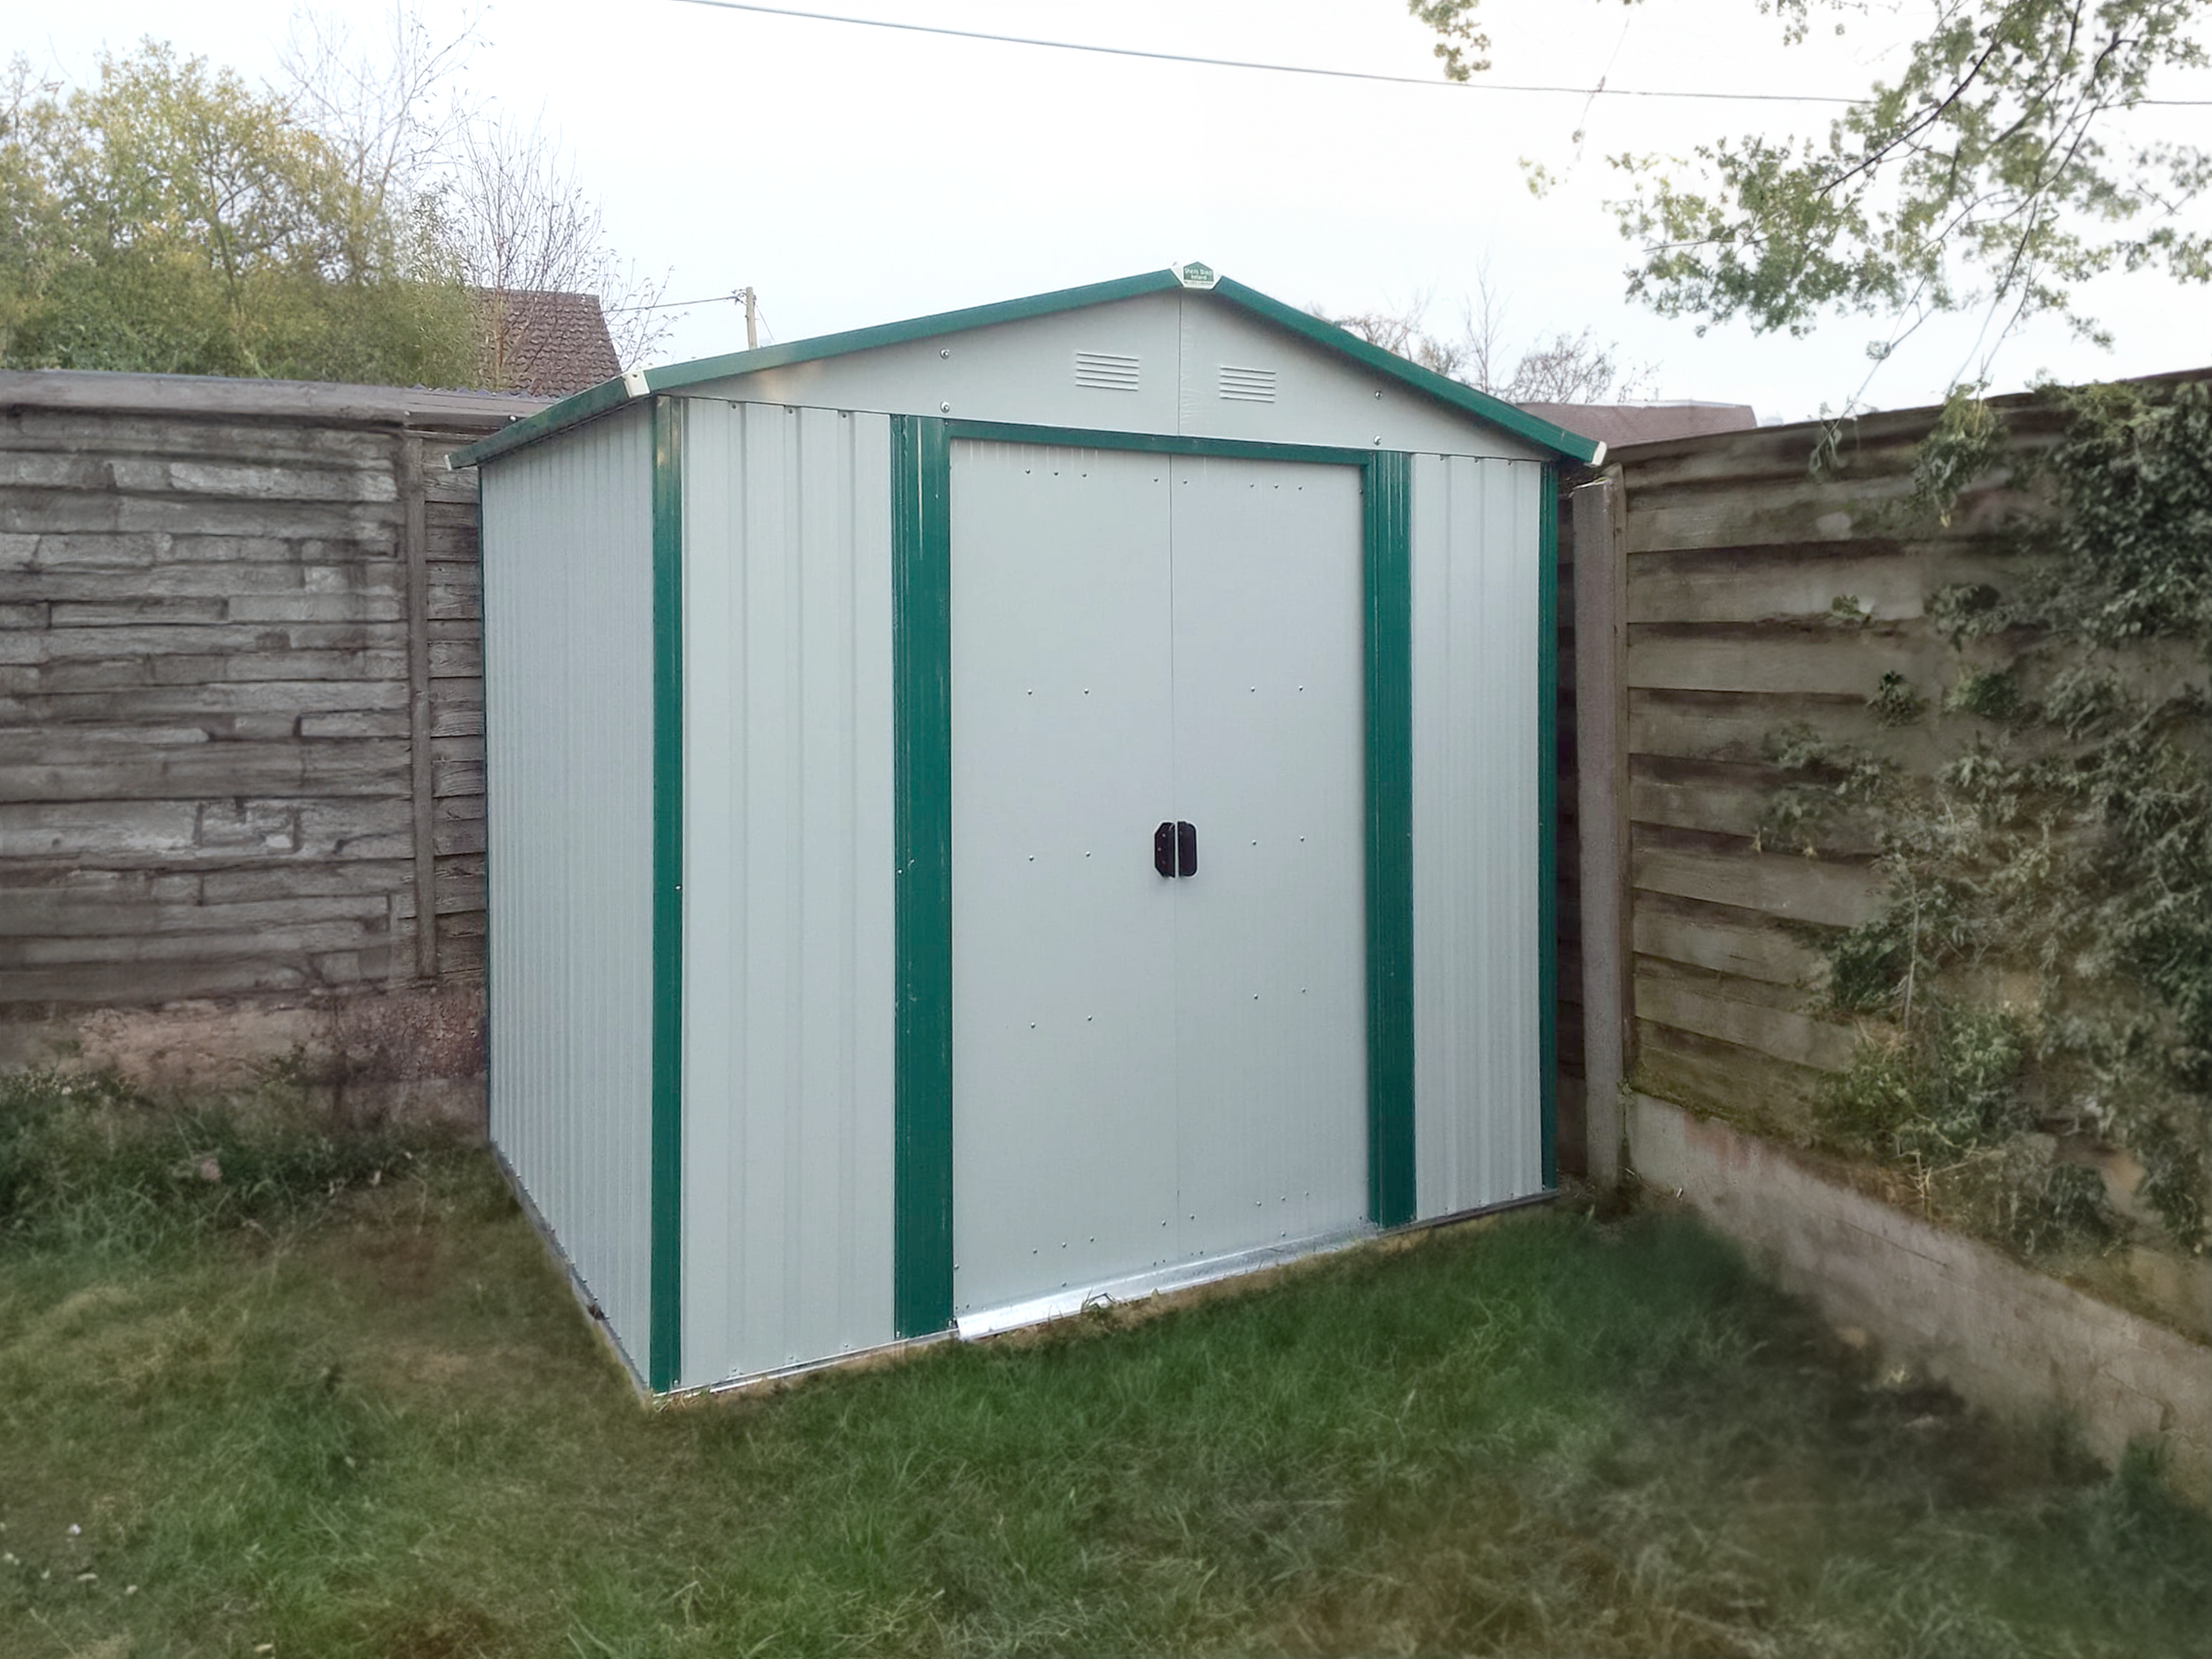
[[278, 4, 675, 385], [436, 113, 673, 386], [0, 42, 476, 383], [1411, 0, 2212, 393], [1322, 270, 1658, 402]]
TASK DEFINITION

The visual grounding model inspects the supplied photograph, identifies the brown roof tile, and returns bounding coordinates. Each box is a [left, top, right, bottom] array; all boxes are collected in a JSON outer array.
[[475, 289, 623, 398]]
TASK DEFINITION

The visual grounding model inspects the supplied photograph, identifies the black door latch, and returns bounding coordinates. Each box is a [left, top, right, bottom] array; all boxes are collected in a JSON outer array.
[[1154, 821, 1197, 878]]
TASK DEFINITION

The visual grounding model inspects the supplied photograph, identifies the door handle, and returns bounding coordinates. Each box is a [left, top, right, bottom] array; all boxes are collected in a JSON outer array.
[[1154, 821, 1199, 878]]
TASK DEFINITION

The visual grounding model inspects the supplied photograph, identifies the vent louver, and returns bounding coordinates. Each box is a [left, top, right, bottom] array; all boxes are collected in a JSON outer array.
[[1074, 351, 1141, 391], [1218, 365, 1277, 403]]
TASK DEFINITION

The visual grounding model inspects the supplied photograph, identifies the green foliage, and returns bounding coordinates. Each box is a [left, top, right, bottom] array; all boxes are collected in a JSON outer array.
[[1757, 720, 1893, 855], [1797, 380, 2212, 1260], [1948, 666, 2028, 721], [1591, 1, 2211, 351], [1821, 1003, 2034, 1157], [1931, 581, 2018, 645], [2022, 380, 2212, 651], [1870, 668, 1928, 726], [0, 43, 476, 384], [1912, 384, 2009, 525]]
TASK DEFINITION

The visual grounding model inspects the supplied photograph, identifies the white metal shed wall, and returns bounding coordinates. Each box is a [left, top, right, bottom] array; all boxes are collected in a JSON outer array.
[[482, 404, 655, 1369], [677, 400, 899, 1387], [1410, 454, 1549, 1218]]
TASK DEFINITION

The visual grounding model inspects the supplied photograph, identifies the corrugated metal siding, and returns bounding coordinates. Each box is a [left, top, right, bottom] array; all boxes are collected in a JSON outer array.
[[1410, 455, 1547, 1218], [678, 401, 897, 1387], [482, 405, 655, 1376]]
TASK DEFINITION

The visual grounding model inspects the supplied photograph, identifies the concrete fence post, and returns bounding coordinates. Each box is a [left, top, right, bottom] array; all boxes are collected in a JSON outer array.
[[1570, 470, 1632, 1187]]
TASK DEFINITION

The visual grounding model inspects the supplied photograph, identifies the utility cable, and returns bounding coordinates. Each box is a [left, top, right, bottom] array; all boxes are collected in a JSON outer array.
[[663, 0, 2212, 107]]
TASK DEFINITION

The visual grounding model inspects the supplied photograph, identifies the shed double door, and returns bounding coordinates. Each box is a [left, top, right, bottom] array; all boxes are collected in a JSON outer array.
[[949, 440, 1368, 1319]]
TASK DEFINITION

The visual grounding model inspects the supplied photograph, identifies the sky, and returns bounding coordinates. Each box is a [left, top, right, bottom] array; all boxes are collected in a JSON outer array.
[[22, 0, 2212, 422]]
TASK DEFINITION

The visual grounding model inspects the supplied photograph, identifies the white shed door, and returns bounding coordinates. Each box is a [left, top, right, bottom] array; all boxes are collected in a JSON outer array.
[[950, 441, 1367, 1320]]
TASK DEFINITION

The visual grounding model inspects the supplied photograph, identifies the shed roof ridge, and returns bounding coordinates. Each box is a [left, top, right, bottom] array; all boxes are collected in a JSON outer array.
[[449, 268, 1605, 470]]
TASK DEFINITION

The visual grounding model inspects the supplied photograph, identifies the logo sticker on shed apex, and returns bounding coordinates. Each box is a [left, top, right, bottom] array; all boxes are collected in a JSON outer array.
[[1174, 261, 1220, 289]]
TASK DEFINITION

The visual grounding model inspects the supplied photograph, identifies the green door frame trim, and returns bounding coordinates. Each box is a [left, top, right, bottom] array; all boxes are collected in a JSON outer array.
[[1363, 451, 1416, 1229], [1538, 466, 1561, 1189], [648, 396, 687, 1392], [890, 417, 1419, 1336], [890, 415, 957, 1338]]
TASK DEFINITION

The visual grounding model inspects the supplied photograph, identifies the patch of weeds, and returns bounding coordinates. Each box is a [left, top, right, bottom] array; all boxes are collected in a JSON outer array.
[[1820, 1002, 2034, 1160], [1870, 670, 1927, 726], [1830, 592, 1875, 627], [1947, 666, 2028, 722], [1757, 724, 1891, 855], [2130, 1115, 2209, 1254], [1908, 382, 2006, 527], [0, 1067, 454, 1254], [1929, 580, 2011, 645], [2043, 664, 2130, 736]]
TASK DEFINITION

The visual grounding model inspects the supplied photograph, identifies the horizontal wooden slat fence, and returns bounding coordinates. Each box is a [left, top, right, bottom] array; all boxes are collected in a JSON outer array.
[[0, 372, 544, 1017], [1574, 381, 2207, 1151]]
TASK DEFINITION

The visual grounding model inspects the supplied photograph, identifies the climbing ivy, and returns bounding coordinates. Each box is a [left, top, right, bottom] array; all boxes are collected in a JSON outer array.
[[1778, 380, 2212, 1263]]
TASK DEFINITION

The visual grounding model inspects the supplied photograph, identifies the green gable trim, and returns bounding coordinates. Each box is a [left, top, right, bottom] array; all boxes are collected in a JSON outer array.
[[449, 267, 1604, 472], [653, 270, 1183, 404], [1210, 279, 1603, 467], [648, 396, 686, 1393], [452, 271, 1182, 470], [1362, 450, 1416, 1229], [890, 414, 957, 1340], [449, 375, 634, 470]]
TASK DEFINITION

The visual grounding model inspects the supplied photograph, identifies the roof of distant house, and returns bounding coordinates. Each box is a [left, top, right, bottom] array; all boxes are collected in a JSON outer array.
[[476, 289, 623, 399], [1514, 400, 1759, 451]]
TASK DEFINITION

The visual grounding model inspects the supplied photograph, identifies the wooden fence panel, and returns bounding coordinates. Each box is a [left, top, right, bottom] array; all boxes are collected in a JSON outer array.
[[0, 373, 538, 1013]]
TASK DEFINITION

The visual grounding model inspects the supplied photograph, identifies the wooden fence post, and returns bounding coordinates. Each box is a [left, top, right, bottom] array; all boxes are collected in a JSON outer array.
[[401, 432, 439, 983], [1571, 470, 1632, 1186]]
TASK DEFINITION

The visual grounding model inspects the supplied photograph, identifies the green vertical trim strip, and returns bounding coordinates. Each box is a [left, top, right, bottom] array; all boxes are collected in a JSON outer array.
[[1538, 466, 1561, 1189], [1363, 452, 1416, 1229], [648, 397, 686, 1393], [891, 415, 956, 1338]]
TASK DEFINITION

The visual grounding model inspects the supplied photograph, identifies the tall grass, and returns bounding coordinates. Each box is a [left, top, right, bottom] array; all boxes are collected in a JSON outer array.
[[1, 1068, 2207, 1656], [0, 1067, 446, 1254]]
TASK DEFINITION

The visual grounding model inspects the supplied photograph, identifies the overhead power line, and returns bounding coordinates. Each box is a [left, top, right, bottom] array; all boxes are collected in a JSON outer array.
[[606, 291, 746, 312], [665, 0, 2212, 108]]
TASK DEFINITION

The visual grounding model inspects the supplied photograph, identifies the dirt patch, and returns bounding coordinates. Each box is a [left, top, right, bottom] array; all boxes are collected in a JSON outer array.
[[1, 986, 489, 1136]]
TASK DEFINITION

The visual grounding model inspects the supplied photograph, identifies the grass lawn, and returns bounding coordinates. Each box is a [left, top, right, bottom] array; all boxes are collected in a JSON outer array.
[[3, 1071, 2209, 1658]]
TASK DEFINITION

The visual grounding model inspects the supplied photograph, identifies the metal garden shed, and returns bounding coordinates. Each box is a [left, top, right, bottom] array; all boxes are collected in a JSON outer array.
[[451, 262, 1603, 1394]]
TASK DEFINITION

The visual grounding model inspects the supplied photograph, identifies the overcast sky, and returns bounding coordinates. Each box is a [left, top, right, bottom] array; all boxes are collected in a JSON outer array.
[[24, 0, 2212, 422]]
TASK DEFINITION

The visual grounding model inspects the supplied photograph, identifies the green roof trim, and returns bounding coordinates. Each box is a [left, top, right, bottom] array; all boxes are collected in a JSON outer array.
[[1209, 277, 1603, 466], [447, 266, 1605, 470]]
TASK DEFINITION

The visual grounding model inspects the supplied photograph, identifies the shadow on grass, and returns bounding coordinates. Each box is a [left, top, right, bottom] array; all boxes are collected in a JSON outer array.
[[1, 1069, 2208, 1657]]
